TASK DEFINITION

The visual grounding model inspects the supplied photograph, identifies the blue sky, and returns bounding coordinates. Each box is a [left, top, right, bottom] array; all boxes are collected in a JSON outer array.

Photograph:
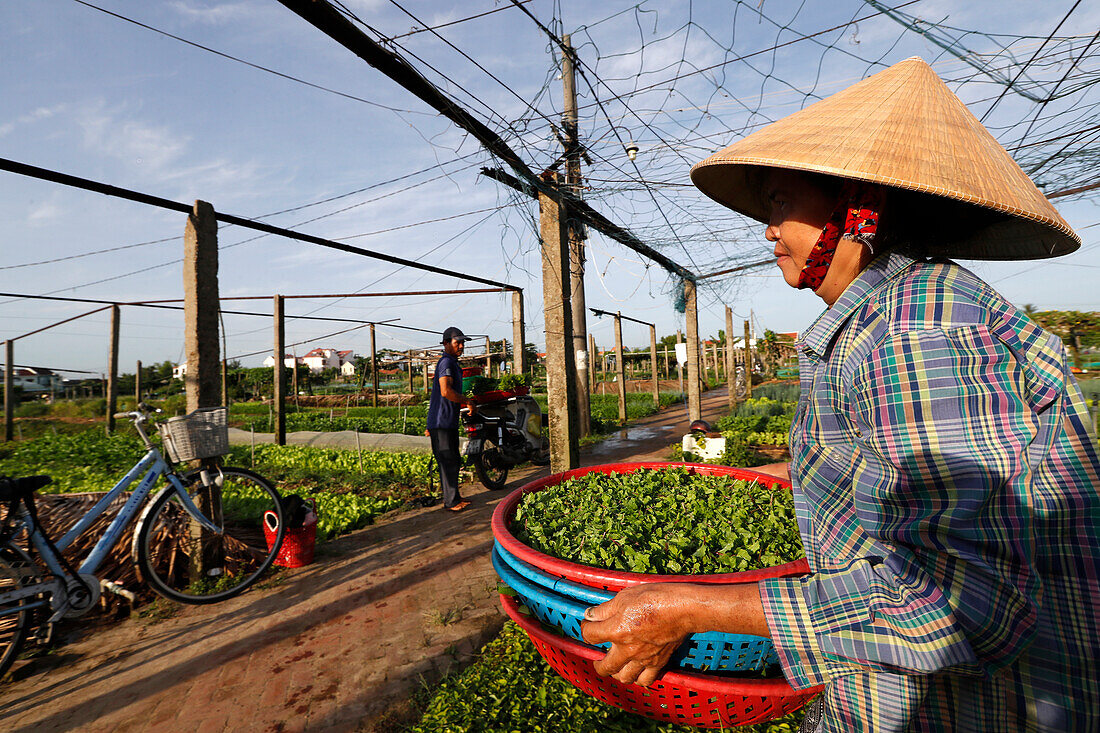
[[3, 0, 1099, 376]]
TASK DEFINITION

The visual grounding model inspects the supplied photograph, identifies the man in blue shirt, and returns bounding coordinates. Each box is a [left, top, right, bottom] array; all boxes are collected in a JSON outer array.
[[427, 326, 478, 511]]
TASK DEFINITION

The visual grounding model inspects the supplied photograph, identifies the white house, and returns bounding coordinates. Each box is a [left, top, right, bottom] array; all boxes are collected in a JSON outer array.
[[301, 348, 355, 374], [172, 363, 187, 379], [262, 354, 301, 369], [5, 367, 64, 394]]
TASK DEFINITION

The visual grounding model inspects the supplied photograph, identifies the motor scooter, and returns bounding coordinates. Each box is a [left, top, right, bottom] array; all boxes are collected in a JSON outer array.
[[462, 394, 550, 490]]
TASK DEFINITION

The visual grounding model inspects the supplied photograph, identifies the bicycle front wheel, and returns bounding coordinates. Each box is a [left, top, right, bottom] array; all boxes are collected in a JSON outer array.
[[134, 467, 285, 604], [0, 543, 38, 679]]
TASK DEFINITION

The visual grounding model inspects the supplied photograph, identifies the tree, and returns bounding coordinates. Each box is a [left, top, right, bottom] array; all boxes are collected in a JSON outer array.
[[1028, 310, 1100, 369]]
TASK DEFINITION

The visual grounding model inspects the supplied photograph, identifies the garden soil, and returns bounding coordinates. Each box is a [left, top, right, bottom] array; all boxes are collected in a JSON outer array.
[[0, 387, 733, 733]]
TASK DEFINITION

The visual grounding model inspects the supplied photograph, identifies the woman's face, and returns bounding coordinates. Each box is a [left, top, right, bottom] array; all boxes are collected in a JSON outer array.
[[763, 169, 836, 288]]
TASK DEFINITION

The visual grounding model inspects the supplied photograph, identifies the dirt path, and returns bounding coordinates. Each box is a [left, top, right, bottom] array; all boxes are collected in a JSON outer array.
[[0, 388, 732, 733]]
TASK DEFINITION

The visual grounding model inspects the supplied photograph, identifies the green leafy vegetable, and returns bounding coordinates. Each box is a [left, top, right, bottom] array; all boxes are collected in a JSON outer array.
[[512, 468, 803, 575]]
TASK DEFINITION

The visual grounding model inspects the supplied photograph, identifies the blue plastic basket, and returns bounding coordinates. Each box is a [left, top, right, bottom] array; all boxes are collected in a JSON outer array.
[[492, 543, 779, 673]]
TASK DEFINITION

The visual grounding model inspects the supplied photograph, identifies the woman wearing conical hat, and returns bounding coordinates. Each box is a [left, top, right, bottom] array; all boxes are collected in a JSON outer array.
[[582, 58, 1100, 732]]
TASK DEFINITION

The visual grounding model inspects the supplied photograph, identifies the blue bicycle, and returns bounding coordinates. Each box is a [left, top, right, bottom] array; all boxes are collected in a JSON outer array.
[[0, 405, 286, 678]]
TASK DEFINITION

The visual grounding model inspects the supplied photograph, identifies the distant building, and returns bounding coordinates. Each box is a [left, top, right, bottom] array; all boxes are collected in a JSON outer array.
[[300, 348, 356, 374], [6, 367, 64, 394], [172, 363, 187, 380], [261, 354, 301, 369]]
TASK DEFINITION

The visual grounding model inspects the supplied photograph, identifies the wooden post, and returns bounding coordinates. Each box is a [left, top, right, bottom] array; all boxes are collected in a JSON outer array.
[[106, 304, 120, 433], [370, 323, 378, 408], [712, 342, 720, 386], [538, 179, 579, 471], [4, 340, 12, 442], [744, 320, 754, 400], [685, 280, 702, 422], [512, 290, 525, 376], [183, 200, 221, 413], [726, 306, 736, 410], [273, 295, 286, 446], [135, 359, 142, 403], [649, 324, 659, 408], [408, 350, 414, 394], [588, 333, 597, 394], [676, 330, 684, 396], [614, 312, 627, 425]]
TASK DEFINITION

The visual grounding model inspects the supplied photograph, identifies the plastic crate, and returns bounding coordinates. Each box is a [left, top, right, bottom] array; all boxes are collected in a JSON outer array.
[[158, 407, 229, 463], [492, 544, 778, 672], [491, 462, 809, 593], [500, 594, 821, 729]]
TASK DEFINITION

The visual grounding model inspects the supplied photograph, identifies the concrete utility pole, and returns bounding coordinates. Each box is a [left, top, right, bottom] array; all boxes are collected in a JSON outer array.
[[614, 312, 627, 425], [183, 200, 221, 413], [539, 177, 580, 471], [684, 280, 702, 422], [273, 295, 286, 446], [562, 34, 591, 438], [744, 319, 754, 401], [135, 359, 142, 403], [106, 305, 120, 433], [725, 306, 736, 411], [649, 324, 659, 408], [408, 350, 414, 394], [512, 290, 525, 376], [370, 324, 378, 407]]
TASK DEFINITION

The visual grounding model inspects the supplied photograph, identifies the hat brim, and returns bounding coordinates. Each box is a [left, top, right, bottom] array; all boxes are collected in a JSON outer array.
[[691, 161, 1078, 261]]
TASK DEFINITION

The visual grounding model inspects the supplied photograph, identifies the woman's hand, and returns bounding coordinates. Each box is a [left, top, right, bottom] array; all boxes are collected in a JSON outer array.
[[580, 581, 771, 687], [580, 583, 697, 687]]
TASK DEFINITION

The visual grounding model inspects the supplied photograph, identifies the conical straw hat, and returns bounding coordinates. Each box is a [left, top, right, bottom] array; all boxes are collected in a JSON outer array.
[[690, 57, 1079, 260]]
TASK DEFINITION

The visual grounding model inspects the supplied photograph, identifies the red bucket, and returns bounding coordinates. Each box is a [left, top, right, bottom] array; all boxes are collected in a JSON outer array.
[[264, 503, 317, 568]]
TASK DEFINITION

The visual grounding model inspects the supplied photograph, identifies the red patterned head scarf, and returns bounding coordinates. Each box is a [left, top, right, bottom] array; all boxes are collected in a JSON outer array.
[[796, 181, 884, 291]]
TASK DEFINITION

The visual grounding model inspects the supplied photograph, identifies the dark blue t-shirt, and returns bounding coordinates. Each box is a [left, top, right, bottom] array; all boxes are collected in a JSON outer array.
[[427, 353, 462, 430]]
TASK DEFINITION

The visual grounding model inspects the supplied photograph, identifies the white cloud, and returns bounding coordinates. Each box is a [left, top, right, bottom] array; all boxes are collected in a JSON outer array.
[[0, 105, 66, 138], [77, 101, 188, 173], [26, 198, 62, 225], [167, 1, 267, 25]]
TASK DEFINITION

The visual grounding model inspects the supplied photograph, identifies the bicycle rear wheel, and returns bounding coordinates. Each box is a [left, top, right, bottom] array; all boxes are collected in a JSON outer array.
[[0, 543, 38, 679], [134, 467, 285, 604]]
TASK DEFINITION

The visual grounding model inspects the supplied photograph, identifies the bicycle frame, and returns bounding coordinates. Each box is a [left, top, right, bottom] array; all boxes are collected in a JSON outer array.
[[0, 443, 220, 620]]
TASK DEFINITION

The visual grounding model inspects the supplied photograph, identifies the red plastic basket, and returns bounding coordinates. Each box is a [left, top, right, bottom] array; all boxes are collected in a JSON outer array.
[[263, 506, 317, 568], [501, 594, 821, 729], [491, 462, 809, 592], [471, 386, 531, 404]]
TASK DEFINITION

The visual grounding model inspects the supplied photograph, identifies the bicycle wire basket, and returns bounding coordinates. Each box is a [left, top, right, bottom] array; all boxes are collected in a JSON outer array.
[[157, 407, 229, 463]]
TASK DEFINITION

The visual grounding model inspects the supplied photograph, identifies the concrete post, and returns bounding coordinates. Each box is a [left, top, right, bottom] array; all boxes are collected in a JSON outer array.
[[106, 304, 120, 433], [685, 280, 702, 422], [676, 330, 684, 396], [614, 312, 627, 425], [4, 340, 12, 442], [711, 342, 720, 386], [538, 181, 579, 471], [222, 359, 228, 407], [562, 35, 590, 439], [744, 320, 754, 400], [273, 295, 286, 445], [649, 324, 659, 408], [726, 306, 736, 410], [408, 350, 414, 394], [512, 290, 525, 376], [370, 323, 378, 408], [135, 359, 142, 403], [183, 200, 221, 413]]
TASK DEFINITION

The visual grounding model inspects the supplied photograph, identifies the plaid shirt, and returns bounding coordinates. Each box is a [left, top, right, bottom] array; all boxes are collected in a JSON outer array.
[[758, 251, 1100, 732]]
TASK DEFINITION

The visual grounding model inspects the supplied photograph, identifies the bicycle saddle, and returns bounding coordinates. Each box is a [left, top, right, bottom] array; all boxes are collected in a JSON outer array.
[[0, 475, 52, 502]]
